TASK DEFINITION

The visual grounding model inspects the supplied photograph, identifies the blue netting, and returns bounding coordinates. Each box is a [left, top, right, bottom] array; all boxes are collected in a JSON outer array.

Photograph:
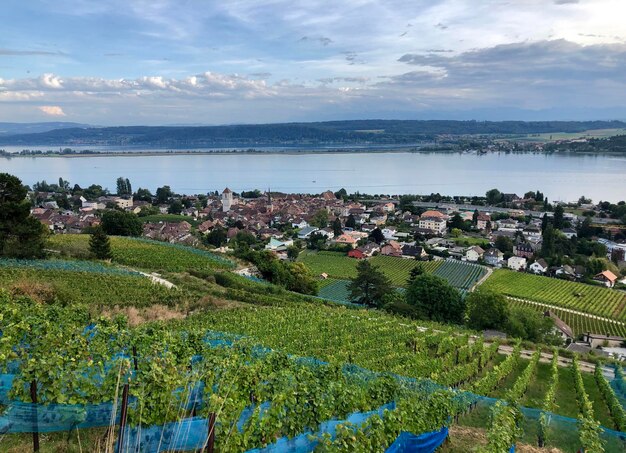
[[119, 416, 210, 453], [126, 237, 236, 268], [385, 427, 449, 453], [0, 258, 142, 276]]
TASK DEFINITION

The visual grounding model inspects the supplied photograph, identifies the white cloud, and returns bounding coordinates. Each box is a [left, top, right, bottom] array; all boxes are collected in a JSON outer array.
[[38, 105, 66, 116]]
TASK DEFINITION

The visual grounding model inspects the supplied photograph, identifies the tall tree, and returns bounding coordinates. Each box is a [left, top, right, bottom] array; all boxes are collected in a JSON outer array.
[[553, 204, 565, 230], [0, 173, 48, 259], [332, 217, 343, 236], [405, 274, 464, 324], [407, 263, 424, 286], [369, 227, 385, 244], [155, 185, 173, 204], [346, 214, 356, 229], [486, 188, 503, 205], [348, 260, 391, 307], [89, 225, 112, 260], [541, 224, 555, 257], [310, 209, 329, 228]]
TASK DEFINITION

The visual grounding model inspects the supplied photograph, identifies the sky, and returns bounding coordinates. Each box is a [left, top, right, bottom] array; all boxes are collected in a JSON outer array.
[[1, 0, 626, 125]]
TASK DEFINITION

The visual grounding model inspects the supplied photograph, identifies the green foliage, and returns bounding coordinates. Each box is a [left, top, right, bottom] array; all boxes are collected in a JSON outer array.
[[465, 289, 509, 331], [0, 173, 48, 259], [347, 260, 391, 307], [116, 177, 132, 196], [594, 364, 626, 431], [505, 306, 554, 342], [572, 357, 605, 452], [495, 235, 513, 254], [204, 227, 227, 247], [89, 226, 112, 260], [405, 274, 465, 324], [310, 209, 329, 228], [101, 210, 142, 236]]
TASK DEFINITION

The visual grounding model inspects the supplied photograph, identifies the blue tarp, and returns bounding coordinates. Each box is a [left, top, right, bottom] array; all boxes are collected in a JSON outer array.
[[385, 427, 449, 453], [120, 416, 210, 453]]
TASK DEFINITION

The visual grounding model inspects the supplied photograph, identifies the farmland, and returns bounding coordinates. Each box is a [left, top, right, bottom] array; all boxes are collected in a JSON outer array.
[[48, 234, 235, 272], [0, 254, 625, 451], [297, 250, 442, 287], [432, 259, 488, 291], [482, 269, 626, 320]]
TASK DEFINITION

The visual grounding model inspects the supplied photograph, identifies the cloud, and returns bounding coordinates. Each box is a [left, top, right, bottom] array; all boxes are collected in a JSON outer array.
[[38, 105, 66, 116], [0, 48, 64, 56], [554, 0, 579, 4], [299, 36, 333, 46]]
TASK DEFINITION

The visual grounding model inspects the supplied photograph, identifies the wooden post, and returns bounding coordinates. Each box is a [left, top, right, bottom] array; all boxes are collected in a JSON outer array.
[[207, 412, 216, 453], [116, 384, 130, 453], [132, 345, 138, 372], [30, 380, 39, 452]]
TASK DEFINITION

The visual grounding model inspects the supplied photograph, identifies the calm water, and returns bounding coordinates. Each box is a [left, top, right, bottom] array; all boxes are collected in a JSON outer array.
[[1, 151, 625, 203]]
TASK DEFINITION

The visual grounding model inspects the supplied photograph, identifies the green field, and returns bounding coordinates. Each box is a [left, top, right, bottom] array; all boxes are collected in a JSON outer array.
[[48, 234, 235, 272], [512, 128, 626, 143], [298, 251, 441, 286], [482, 269, 626, 320], [432, 259, 488, 291]]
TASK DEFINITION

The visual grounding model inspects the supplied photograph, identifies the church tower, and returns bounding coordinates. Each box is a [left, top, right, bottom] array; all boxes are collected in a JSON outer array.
[[221, 187, 233, 212]]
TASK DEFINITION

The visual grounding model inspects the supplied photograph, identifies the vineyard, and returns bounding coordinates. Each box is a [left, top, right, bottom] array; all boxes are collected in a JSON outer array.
[[432, 259, 488, 292], [0, 262, 182, 308], [48, 234, 235, 272], [482, 269, 626, 320], [508, 299, 626, 337]]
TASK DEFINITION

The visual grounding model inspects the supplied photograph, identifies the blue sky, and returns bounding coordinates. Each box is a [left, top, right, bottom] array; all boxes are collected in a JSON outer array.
[[1, 0, 626, 125]]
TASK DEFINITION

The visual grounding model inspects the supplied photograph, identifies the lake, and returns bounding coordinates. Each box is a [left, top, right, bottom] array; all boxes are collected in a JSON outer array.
[[1, 151, 626, 203]]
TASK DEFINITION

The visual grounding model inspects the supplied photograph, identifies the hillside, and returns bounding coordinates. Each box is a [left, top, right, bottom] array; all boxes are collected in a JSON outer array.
[[1, 236, 625, 452], [1, 120, 625, 147]]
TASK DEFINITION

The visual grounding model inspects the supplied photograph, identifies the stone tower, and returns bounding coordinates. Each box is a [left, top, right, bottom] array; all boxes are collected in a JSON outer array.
[[221, 187, 233, 212]]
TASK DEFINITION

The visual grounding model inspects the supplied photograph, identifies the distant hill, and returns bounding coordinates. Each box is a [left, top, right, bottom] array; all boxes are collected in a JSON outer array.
[[0, 122, 92, 137], [1, 120, 625, 147]]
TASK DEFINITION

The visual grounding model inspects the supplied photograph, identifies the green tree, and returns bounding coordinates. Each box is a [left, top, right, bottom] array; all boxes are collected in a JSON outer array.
[[346, 214, 356, 229], [168, 200, 183, 215], [89, 225, 112, 260], [332, 217, 343, 236], [472, 209, 479, 225], [405, 274, 464, 324], [310, 209, 329, 228], [541, 224, 555, 257], [486, 188, 503, 205], [495, 235, 514, 254], [369, 228, 385, 244], [204, 227, 227, 247], [348, 260, 392, 307], [101, 210, 142, 236], [155, 185, 173, 204], [407, 263, 424, 286], [286, 245, 300, 260], [465, 289, 509, 331], [553, 204, 565, 230], [134, 188, 153, 202], [0, 173, 48, 258], [505, 307, 554, 342]]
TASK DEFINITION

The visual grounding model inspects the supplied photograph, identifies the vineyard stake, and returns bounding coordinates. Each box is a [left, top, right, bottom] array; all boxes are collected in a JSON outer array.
[[132, 345, 139, 371], [206, 412, 216, 453], [30, 380, 39, 452], [116, 383, 130, 453]]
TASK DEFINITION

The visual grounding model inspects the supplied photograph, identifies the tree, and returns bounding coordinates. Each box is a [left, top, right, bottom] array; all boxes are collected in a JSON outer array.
[[407, 263, 424, 286], [465, 289, 509, 331], [101, 210, 142, 236], [348, 260, 392, 307], [116, 177, 132, 196], [286, 245, 300, 260], [334, 188, 347, 199], [541, 224, 555, 257], [495, 235, 513, 254], [472, 209, 479, 225], [0, 173, 48, 258], [134, 188, 153, 202], [310, 209, 329, 228], [541, 214, 549, 233], [204, 227, 227, 247], [346, 214, 356, 229], [553, 204, 565, 230], [486, 188, 503, 205], [449, 213, 465, 230], [89, 225, 112, 260], [369, 228, 385, 244], [405, 274, 464, 324], [155, 185, 173, 204], [505, 307, 554, 343], [332, 217, 343, 236], [168, 200, 183, 215]]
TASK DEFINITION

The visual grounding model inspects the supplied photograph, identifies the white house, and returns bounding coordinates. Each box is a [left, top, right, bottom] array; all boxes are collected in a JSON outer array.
[[529, 258, 549, 274], [418, 217, 447, 235], [291, 218, 309, 229], [465, 246, 485, 262], [265, 238, 294, 251], [382, 227, 398, 240], [507, 256, 527, 271], [297, 226, 319, 240]]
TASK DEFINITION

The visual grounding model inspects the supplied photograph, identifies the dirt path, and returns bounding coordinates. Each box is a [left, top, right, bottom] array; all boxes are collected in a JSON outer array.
[[497, 343, 615, 379], [137, 271, 177, 289]]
